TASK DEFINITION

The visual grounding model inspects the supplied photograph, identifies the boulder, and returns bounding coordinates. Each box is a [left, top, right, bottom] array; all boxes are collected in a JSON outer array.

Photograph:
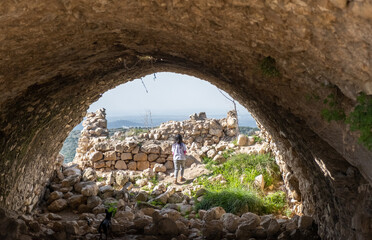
[[135, 178, 148, 187], [81, 184, 98, 197], [254, 174, 265, 191], [202, 220, 223, 240], [63, 167, 81, 177], [153, 163, 166, 173], [74, 181, 96, 193], [221, 213, 240, 232], [247, 136, 255, 146], [47, 191, 63, 204], [237, 134, 248, 146], [115, 170, 129, 186], [115, 160, 127, 170], [48, 199, 68, 212], [203, 207, 226, 222], [68, 195, 85, 209], [157, 217, 179, 236], [240, 212, 260, 229], [267, 219, 280, 236], [61, 174, 80, 188], [87, 196, 102, 209], [90, 151, 103, 162], [99, 185, 114, 198], [213, 154, 226, 164], [236, 223, 254, 239], [82, 168, 97, 181], [164, 160, 174, 170]]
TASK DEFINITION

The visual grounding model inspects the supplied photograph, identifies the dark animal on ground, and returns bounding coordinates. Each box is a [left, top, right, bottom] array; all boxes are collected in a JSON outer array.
[[98, 209, 113, 240]]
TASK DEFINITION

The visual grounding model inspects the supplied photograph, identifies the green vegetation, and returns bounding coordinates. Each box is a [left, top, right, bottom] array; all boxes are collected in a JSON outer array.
[[346, 93, 372, 150], [104, 202, 117, 217], [253, 135, 264, 144], [97, 176, 105, 182], [260, 56, 280, 77], [195, 153, 287, 215], [321, 93, 346, 122], [320, 92, 372, 150]]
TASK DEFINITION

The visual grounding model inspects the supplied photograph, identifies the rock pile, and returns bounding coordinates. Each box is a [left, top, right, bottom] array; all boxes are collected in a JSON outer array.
[[141, 110, 238, 145], [73, 108, 109, 167]]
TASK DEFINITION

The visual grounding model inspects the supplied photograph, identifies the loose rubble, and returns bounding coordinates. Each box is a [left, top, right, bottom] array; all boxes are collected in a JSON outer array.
[[0, 111, 320, 239]]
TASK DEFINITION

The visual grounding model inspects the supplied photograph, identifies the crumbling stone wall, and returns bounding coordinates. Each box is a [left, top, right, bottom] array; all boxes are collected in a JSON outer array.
[[0, 1, 371, 239], [73, 110, 238, 172]]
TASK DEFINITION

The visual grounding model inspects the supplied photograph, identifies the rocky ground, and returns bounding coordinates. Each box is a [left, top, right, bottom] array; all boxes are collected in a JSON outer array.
[[1, 143, 320, 240]]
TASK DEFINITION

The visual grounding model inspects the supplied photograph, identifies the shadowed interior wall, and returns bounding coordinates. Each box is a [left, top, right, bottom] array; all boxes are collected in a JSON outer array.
[[0, 1, 371, 239]]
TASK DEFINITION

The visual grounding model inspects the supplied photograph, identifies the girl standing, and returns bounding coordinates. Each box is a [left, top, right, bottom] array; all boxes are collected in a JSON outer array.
[[172, 134, 187, 184]]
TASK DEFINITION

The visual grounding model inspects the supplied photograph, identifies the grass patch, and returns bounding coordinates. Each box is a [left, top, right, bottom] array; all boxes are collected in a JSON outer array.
[[195, 188, 265, 214], [263, 191, 287, 214], [195, 153, 288, 215]]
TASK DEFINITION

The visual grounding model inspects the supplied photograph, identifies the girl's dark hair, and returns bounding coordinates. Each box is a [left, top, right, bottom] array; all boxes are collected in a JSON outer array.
[[175, 134, 183, 145]]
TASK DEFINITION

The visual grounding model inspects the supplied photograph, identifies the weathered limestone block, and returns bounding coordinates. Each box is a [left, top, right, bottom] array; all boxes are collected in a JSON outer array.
[[237, 134, 248, 146], [120, 152, 132, 160], [209, 128, 223, 137], [127, 161, 137, 171], [95, 142, 111, 152], [165, 161, 174, 170], [141, 143, 161, 154], [134, 153, 147, 161], [148, 154, 159, 162], [48, 199, 68, 212], [156, 157, 166, 163], [103, 151, 117, 161], [137, 161, 149, 171], [153, 163, 166, 173], [94, 161, 105, 169], [115, 160, 127, 170]]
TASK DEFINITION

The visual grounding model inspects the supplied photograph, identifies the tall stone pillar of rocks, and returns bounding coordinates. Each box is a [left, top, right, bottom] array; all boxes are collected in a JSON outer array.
[[73, 108, 109, 168], [224, 110, 238, 137]]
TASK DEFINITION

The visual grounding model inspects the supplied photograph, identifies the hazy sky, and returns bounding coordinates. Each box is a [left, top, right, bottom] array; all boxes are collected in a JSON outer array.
[[88, 72, 253, 118]]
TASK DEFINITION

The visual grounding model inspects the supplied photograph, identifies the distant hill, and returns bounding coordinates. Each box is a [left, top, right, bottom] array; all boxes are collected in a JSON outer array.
[[73, 114, 257, 130], [108, 120, 143, 128]]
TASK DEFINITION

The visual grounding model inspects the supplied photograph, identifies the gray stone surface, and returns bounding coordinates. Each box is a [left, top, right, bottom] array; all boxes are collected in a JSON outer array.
[[0, 2, 372, 239]]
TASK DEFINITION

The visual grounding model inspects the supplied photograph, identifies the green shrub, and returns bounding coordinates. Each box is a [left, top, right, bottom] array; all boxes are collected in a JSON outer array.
[[253, 135, 264, 144], [104, 202, 117, 217], [346, 93, 372, 150], [263, 191, 287, 213], [321, 93, 346, 122], [97, 176, 105, 182], [195, 188, 266, 214], [260, 56, 280, 77]]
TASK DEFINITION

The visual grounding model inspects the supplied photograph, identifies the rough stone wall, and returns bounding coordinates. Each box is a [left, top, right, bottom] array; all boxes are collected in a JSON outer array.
[[73, 110, 238, 172], [0, 1, 371, 239]]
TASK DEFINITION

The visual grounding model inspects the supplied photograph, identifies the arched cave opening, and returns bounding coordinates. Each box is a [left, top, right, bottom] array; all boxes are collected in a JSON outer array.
[[1, 1, 371, 239]]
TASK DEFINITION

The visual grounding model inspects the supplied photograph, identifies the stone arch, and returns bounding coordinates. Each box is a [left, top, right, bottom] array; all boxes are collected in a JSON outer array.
[[0, 1, 371, 239]]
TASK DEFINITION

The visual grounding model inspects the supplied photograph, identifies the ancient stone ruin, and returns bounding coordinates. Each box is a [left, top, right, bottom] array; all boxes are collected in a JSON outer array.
[[73, 110, 239, 173], [0, 1, 371, 239]]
